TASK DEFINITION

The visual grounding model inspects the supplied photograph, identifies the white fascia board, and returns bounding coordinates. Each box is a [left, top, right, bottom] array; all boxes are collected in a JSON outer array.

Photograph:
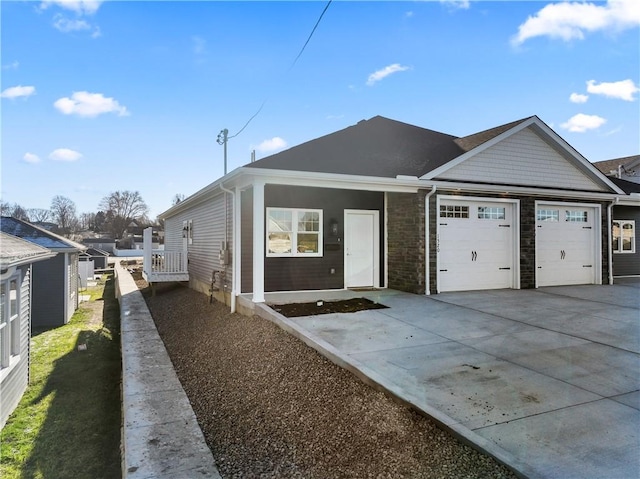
[[1, 251, 57, 270], [617, 194, 640, 207], [240, 168, 421, 193], [421, 117, 537, 180], [428, 179, 621, 201]]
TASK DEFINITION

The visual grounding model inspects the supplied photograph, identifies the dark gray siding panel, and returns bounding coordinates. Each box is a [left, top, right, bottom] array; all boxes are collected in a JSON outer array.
[[241, 188, 253, 294], [1, 265, 32, 428], [263, 185, 384, 292], [32, 254, 66, 327], [613, 205, 640, 277]]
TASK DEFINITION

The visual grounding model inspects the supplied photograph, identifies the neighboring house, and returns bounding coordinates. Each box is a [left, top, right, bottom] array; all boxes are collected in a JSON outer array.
[[607, 177, 640, 278], [82, 237, 116, 254], [159, 115, 627, 311], [86, 248, 110, 270], [1, 232, 56, 429], [0, 217, 87, 327], [593, 155, 640, 185]]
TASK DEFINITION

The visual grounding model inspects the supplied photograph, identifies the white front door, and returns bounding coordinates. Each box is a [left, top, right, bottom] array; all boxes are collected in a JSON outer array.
[[438, 198, 518, 292], [536, 203, 599, 287], [345, 210, 379, 288]]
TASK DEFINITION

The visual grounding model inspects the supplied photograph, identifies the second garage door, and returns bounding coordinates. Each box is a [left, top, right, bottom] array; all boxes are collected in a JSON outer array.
[[438, 198, 518, 292], [536, 202, 600, 287]]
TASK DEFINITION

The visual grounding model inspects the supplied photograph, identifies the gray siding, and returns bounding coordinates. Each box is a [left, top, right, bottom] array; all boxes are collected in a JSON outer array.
[[613, 205, 640, 277], [68, 253, 78, 322], [1, 265, 32, 429], [32, 254, 66, 327], [438, 128, 604, 191], [165, 193, 232, 293]]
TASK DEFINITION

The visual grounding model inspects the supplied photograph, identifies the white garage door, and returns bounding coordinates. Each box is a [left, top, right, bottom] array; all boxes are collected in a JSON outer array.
[[536, 203, 599, 287], [438, 198, 517, 292]]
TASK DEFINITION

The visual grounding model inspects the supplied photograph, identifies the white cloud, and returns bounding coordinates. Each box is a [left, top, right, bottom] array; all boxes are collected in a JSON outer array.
[[23, 153, 41, 164], [39, 0, 103, 15], [440, 0, 470, 11], [512, 0, 640, 46], [569, 92, 589, 103], [192, 36, 206, 55], [256, 137, 287, 153], [49, 148, 83, 162], [561, 113, 607, 132], [405, 11, 414, 18], [54, 91, 129, 117], [1, 85, 36, 99], [53, 14, 91, 32], [586, 79, 639, 101], [2, 61, 19, 70], [366, 63, 411, 86]]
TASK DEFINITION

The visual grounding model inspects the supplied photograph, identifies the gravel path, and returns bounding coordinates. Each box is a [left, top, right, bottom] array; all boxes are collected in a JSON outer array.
[[143, 283, 517, 479]]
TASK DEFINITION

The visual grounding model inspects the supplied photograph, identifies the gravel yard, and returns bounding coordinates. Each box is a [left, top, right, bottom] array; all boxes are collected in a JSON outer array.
[[142, 282, 517, 479]]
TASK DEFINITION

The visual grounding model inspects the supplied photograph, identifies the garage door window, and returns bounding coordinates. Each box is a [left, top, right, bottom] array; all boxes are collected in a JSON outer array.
[[537, 209, 559, 222], [566, 210, 588, 222], [613, 220, 635, 254], [478, 207, 505, 220], [440, 205, 469, 218]]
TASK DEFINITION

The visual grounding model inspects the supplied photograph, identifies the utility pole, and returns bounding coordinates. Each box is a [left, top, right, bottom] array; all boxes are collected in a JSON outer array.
[[217, 128, 229, 175]]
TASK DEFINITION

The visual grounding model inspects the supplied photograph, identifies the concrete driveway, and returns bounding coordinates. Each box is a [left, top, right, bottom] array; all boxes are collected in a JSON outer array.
[[258, 280, 639, 479]]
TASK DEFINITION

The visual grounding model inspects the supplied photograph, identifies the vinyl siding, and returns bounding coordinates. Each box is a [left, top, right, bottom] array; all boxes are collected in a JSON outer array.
[[613, 205, 640, 277], [438, 128, 605, 191], [68, 253, 78, 322], [165, 193, 232, 293], [31, 254, 66, 327], [1, 265, 31, 429]]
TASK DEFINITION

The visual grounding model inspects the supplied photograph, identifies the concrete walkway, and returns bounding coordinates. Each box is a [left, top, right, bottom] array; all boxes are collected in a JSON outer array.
[[116, 263, 221, 479], [253, 281, 640, 479]]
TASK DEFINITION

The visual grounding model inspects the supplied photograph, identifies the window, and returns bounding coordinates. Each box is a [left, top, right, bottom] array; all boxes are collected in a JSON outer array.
[[267, 208, 322, 257], [537, 209, 559, 222], [566, 210, 588, 222], [440, 205, 469, 218], [478, 207, 505, 220], [0, 274, 20, 370], [613, 220, 635, 254]]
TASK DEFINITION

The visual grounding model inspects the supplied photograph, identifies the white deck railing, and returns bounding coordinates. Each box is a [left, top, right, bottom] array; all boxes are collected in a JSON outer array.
[[142, 227, 189, 283]]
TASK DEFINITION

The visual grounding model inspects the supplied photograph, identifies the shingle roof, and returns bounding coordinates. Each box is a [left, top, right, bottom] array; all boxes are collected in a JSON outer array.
[[247, 116, 465, 178], [608, 176, 640, 194], [592, 155, 640, 177], [454, 117, 533, 152], [0, 232, 55, 268], [0, 216, 86, 251]]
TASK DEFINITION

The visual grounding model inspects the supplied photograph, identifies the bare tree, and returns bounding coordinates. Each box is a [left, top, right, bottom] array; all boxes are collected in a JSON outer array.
[[28, 208, 53, 223], [0, 201, 30, 221], [99, 190, 149, 238], [171, 193, 185, 206], [50, 195, 78, 235]]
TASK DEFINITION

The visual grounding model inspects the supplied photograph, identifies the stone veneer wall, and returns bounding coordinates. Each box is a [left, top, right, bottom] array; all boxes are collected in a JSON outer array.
[[387, 191, 427, 294]]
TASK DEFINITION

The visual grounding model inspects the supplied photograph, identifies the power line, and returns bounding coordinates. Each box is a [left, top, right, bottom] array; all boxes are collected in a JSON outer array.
[[226, 0, 333, 139]]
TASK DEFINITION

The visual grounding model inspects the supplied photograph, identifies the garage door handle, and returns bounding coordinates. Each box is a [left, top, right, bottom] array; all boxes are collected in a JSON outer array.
[[583, 265, 592, 268], [499, 267, 511, 270], [498, 224, 510, 228], [582, 226, 592, 229]]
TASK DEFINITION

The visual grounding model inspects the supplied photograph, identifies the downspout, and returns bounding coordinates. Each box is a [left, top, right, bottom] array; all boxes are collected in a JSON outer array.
[[607, 197, 618, 285], [220, 183, 236, 313], [424, 185, 437, 295]]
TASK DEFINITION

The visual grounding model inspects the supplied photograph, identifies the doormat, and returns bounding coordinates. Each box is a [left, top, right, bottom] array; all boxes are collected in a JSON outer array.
[[270, 297, 388, 318]]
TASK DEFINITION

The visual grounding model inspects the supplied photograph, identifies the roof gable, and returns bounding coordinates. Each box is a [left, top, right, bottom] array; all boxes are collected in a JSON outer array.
[[247, 116, 463, 178], [0, 217, 86, 251], [422, 117, 622, 193]]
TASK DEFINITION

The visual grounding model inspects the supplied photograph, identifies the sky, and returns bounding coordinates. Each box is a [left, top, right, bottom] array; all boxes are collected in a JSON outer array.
[[1, 0, 639, 220]]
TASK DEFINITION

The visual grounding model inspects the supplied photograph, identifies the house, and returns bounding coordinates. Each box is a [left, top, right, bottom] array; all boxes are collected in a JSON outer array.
[[0, 217, 87, 327], [82, 237, 116, 254], [86, 247, 110, 270], [158, 115, 627, 312], [604, 176, 640, 278], [1, 232, 56, 429], [593, 155, 640, 184]]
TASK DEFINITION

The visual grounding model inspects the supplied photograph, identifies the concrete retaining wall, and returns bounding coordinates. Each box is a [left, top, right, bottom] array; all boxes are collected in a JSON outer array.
[[115, 263, 221, 479]]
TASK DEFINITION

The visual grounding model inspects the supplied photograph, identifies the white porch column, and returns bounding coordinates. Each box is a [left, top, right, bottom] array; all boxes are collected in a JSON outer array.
[[233, 186, 242, 299], [252, 181, 265, 303]]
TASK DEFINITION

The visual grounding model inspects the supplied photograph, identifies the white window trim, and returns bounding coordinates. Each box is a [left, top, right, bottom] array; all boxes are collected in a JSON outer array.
[[0, 271, 21, 376], [613, 220, 636, 254], [266, 208, 323, 258]]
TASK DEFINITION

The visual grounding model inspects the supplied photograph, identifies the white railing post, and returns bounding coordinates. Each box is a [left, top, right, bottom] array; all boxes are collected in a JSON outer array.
[[143, 227, 152, 275]]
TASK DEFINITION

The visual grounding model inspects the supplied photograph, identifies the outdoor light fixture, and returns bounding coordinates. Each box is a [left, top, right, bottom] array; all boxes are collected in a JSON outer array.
[[330, 219, 339, 236]]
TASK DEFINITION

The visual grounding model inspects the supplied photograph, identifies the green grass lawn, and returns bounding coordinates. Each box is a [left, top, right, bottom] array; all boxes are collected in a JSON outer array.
[[0, 274, 122, 479]]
